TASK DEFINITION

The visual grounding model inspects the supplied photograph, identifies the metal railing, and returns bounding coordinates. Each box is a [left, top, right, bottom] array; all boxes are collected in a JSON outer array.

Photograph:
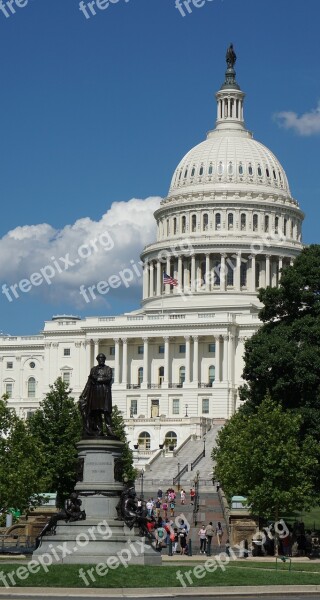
[[173, 464, 188, 486], [191, 448, 205, 471]]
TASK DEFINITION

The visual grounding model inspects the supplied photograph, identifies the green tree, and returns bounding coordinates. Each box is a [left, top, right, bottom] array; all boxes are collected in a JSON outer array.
[[213, 397, 319, 519], [28, 378, 82, 507], [241, 245, 320, 426], [111, 405, 137, 483], [0, 397, 45, 515]]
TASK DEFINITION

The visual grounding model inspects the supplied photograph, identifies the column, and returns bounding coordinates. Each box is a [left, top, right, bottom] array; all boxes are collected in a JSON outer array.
[[215, 335, 221, 383], [251, 255, 256, 292], [114, 338, 120, 384], [149, 263, 154, 297], [143, 263, 149, 299], [235, 252, 241, 291], [222, 335, 228, 382], [178, 256, 183, 288], [191, 255, 196, 292], [205, 254, 210, 291], [266, 254, 271, 286], [156, 261, 162, 296], [220, 254, 226, 291], [278, 257, 283, 284], [193, 336, 199, 384], [164, 337, 169, 386], [184, 260, 190, 292], [143, 337, 149, 386], [165, 257, 171, 295], [93, 339, 100, 361], [122, 338, 128, 385], [185, 336, 191, 384]]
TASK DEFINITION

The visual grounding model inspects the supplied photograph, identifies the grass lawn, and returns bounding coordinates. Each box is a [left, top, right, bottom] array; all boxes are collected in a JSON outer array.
[[0, 562, 320, 588]]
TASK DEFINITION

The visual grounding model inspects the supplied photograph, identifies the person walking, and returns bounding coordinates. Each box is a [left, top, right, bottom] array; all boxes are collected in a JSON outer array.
[[180, 489, 186, 505], [198, 524, 207, 554], [216, 521, 223, 546], [205, 521, 214, 556]]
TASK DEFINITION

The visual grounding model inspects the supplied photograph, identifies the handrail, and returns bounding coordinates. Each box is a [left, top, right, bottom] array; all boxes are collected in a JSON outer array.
[[173, 464, 188, 485], [191, 448, 205, 471]]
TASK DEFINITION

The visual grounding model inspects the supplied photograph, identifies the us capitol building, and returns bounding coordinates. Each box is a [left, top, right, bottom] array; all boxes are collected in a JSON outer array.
[[1, 48, 304, 462]]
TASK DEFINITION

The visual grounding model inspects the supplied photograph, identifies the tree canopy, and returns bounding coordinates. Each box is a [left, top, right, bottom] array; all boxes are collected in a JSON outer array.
[[212, 397, 319, 518]]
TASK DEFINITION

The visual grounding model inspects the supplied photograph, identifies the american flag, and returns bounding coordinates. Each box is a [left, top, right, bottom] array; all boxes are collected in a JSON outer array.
[[163, 273, 178, 286]]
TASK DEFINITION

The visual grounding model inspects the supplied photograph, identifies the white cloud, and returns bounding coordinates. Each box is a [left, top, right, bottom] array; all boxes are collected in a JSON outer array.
[[274, 101, 320, 136], [0, 196, 162, 307]]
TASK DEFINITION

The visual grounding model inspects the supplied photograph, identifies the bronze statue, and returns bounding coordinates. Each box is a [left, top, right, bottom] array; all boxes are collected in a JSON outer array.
[[116, 487, 155, 540], [79, 353, 116, 437], [226, 43, 236, 69], [36, 492, 86, 543]]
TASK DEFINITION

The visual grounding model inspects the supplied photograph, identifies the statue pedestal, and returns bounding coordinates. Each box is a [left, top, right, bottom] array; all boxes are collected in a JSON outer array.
[[33, 438, 161, 565]]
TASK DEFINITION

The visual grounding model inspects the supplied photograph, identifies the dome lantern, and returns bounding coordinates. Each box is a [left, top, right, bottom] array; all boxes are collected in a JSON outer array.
[[215, 44, 246, 132]]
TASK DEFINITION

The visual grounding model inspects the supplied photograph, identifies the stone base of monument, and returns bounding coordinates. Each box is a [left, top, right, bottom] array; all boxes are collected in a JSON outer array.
[[33, 437, 161, 565]]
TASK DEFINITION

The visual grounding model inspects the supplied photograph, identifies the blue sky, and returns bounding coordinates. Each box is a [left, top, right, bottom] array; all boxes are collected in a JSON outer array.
[[0, 0, 319, 334]]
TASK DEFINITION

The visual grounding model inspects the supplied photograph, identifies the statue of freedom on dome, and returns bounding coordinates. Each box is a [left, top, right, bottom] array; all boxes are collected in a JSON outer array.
[[226, 43, 237, 69], [78, 352, 117, 438]]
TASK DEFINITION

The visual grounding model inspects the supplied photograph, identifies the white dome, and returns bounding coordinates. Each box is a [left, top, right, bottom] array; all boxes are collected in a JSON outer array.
[[169, 130, 291, 198]]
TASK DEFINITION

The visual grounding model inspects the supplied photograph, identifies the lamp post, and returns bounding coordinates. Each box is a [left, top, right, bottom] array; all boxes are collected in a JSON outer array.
[[203, 435, 206, 458], [185, 404, 188, 417], [193, 469, 200, 525], [140, 469, 144, 500], [177, 461, 181, 491]]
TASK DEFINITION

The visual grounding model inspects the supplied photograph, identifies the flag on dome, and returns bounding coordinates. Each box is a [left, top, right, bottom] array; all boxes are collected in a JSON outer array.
[[163, 273, 178, 286]]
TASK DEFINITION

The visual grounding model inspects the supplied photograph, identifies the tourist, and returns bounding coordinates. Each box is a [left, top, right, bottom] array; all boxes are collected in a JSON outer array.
[[180, 489, 186, 504], [190, 487, 196, 504], [216, 521, 223, 546], [205, 521, 214, 556], [198, 524, 207, 554]]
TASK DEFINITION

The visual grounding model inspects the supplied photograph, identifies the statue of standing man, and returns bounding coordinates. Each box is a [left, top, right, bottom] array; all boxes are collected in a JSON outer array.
[[226, 43, 237, 69], [79, 353, 116, 438]]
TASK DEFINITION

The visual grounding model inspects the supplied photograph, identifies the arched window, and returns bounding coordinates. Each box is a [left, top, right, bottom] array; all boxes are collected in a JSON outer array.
[[173, 217, 177, 235], [240, 213, 246, 231], [258, 166, 262, 177], [191, 214, 197, 232], [184, 168, 188, 179], [203, 213, 209, 231], [215, 213, 221, 230], [138, 431, 151, 450], [253, 214, 258, 232], [179, 366, 185, 385], [199, 165, 204, 176], [208, 164, 213, 175], [239, 163, 244, 175], [248, 164, 253, 176], [228, 162, 233, 175], [28, 377, 36, 398], [159, 366, 164, 386], [138, 367, 143, 386], [191, 167, 195, 177], [165, 431, 177, 450], [228, 213, 234, 230], [266, 167, 270, 178], [182, 216, 186, 233], [209, 365, 215, 385]]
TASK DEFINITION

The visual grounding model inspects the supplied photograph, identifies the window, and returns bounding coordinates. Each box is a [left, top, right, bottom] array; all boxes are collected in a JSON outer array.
[[109, 346, 115, 356], [240, 213, 246, 230], [258, 166, 262, 177], [158, 366, 164, 386], [5, 383, 13, 398], [26, 410, 36, 420], [217, 161, 223, 175], [179, 344, 186, 354], [227, 261, 234, 286], [62, 372, 70, 385], [284, 218, 287, 236], [208, 343, 216, 353], [138, 346, 144, 355], [209, 365, 215, 385], [172, 399, 180, 415], [191, 214, 197, 232], [138, 431, 151, 450], [208, 164, 213, 175], [191, 167, 195, 177], [265, 215, 269, 233], [165, 431, 177, 449], [199, 165, 204, 176], [275, 216, 279, 234], [240, 262, 247, 287], [173, 218, 177, 235], [202, 398, 209, 414], [182, 216, 186, 233], [227, 162, 233, 175], [239, 164, 244, 175], [266, 167, 270, 178], [29, 362, 36, 369], [158, 345, 164, 354], [253, 214, 258, 232], [248, 165, 253, 176], [255, 262, 260, 290], [184, 169, 188, 179], [28, 377, 36, 398], [203, 213, 208, 231], [179, 366, 185, 385], [138, 367, 143, 386], [6, 362, 13, 369], [215, 213, 221, 230], [63, 349, 71, 356], [228, 213, 234, 230], [130, 399, 137, 417]]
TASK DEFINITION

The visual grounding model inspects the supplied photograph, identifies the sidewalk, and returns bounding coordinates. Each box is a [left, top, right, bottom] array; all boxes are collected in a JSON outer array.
[[0, 585, 320, 597]]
